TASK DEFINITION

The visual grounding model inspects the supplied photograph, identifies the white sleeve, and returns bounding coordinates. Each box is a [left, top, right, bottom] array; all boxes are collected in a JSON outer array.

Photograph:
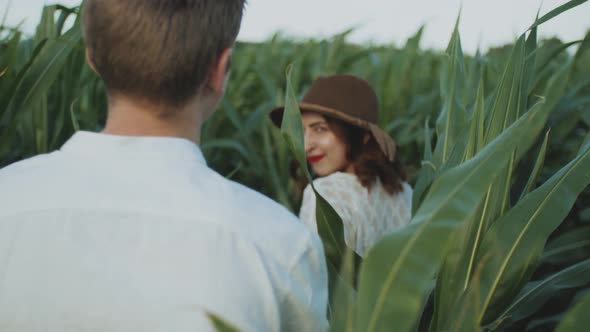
[[279, 233, 329, 332]]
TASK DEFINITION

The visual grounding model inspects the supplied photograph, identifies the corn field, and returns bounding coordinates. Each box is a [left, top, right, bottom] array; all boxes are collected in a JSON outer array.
[[1, 1, 590, 332]]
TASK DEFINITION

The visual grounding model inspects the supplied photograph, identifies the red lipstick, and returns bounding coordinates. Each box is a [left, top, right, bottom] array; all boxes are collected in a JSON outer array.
[[307, 155, 324, 163]]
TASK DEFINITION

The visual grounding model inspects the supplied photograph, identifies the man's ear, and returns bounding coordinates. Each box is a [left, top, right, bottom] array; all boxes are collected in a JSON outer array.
[[85, 48, 99, 75], [207, 48, 232, 96]]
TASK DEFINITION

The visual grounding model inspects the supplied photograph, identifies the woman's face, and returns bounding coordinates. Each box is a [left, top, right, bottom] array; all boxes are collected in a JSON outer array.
[[302, 112, 353, 177]]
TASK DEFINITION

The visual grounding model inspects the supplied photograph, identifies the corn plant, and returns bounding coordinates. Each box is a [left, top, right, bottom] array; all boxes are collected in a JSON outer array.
[[1, 1, 589, 331], [277, 1, 590, 331]]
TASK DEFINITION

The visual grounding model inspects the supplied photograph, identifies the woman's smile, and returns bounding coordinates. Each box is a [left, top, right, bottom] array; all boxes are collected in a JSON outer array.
[[307, 155, 325, 163]]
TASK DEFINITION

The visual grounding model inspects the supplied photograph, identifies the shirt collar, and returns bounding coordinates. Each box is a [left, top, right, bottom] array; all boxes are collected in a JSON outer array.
[[60, 131, 207, 166]]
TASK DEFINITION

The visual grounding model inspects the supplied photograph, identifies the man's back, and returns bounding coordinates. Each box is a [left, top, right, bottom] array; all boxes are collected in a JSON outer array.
[[0, 132, 328, 331]]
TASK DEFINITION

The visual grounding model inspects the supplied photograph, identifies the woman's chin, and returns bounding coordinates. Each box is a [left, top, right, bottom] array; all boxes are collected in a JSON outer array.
[[312, 167, 332, 177]]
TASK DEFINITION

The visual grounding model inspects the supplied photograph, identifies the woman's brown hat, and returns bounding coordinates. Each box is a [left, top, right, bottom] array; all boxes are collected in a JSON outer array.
[[270, 74, 397, 162]]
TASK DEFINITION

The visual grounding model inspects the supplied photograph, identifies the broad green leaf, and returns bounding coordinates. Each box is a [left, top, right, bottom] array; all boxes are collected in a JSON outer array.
[[499, 151, 516, 216], [483, 35, 526, 145], [423, 117, 433, 162], [528, 0, 589, 31], [412, 118, 436, 213], [468, 35, 527, 230], [0, 38, 47, 125], [525, 313, 564, 331], [220, 99, 243, 133], [2, 26, 81, 127], [541, 226, 590, 265], [465, 78, 486, 160], [356, 101, 548, 332], [573, 30, 590, 67], [280, 64, 309, 182], [54, 5, 78, 35], [431, 186, 490, 331], [201, 139, 250, 159], [313, 187, 347, 272], [262, 122, 293, 211], [330, 248, 357, 332], [554, 291, 590, 332], [433, 14, 467, 165], [443, 258, 486, 332], [532, 40, 583, 85], [464, 50, 484, 106], [485, 51, 572, 232], [519, 130, 550, 200], [523, 26, 538, 97], [36, 5, 58, 40], [488, 258, 590, 330], [475, 133, 590, 324]]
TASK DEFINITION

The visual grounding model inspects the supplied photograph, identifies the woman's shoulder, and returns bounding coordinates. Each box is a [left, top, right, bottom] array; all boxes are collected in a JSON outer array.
[[392, 181, 413, 208], [313, 172, 359, 186], [303, 172, 364, 197], [401, 181, 413, 196], [308, 172, 361, 190]]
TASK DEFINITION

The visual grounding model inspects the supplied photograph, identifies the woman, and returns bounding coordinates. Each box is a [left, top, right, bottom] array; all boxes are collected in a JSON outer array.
[[270, 74, 412, 257]]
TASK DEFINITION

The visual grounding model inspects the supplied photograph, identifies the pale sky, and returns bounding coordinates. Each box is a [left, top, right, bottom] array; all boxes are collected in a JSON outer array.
[[2, 0, 589, 53]]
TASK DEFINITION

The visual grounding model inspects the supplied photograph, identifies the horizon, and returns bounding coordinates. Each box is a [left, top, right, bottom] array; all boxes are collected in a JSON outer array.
[[1, 0, 589, 54]]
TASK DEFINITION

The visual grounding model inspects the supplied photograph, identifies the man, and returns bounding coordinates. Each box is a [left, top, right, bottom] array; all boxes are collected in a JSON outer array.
[[0, 1, 328, 331]]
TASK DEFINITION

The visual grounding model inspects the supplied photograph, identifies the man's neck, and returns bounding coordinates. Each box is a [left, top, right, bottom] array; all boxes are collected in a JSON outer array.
[[102, 96, 206, 145]]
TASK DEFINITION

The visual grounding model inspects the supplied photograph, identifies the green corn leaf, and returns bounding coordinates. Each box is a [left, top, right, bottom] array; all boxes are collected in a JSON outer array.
[[280, 64, 309, 182], [483, 35, 526, 145], [554, 291, 590, 332], [499, 151, 517, 215], [442, 257, 487, 332], [431, 186, 490, 331], [519, 130, 550, 200], [523, 26, 538, 100], [356, 100, 548, 332], [201, 139, 250, 160], [465, 78, 486, 160], [528, 0, 589, 31], [313, 187, 347, 270], [434, 14, 467, 165], [541, 226, 590, 265], [488, 258, 590, 330], [411, 118, 436, 213], [54, 5, 78, 36], [207, 313, 241, 332], [2, 26, 81, 128], [474, 131, 590, 324], [329, 248, 358, 332], [0, 37, 47, 125]]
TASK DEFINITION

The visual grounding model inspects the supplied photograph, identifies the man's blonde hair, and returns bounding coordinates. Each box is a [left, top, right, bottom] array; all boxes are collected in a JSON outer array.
[[82, 0, 245, 108]]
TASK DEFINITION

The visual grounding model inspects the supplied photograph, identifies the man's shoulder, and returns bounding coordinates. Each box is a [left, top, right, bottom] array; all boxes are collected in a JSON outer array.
[[221, 176, 305, 230], [209, 175, 320, 260], [0, 153, 63, 192], [0, 153, 59, 178], [0, 151, 76, 214]]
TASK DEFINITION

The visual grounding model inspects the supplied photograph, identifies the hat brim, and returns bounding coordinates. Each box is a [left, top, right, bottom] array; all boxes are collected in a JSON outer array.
[[269, 102, 397, 162]]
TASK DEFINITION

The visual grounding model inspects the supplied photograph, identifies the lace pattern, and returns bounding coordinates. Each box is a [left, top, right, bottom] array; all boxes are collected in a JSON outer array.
[[299, 172, 412, 257]]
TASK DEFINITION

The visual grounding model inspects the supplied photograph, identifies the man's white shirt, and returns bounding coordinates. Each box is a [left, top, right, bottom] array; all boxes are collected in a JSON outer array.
[[0, 131, 328, 331]]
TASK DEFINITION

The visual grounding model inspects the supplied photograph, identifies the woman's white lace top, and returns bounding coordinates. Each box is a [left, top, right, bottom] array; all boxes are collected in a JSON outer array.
[[299, 172, 412, 257]]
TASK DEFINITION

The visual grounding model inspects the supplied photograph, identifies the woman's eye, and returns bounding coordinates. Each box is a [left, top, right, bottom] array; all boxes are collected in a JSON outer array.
[[315, 126, 327, 133]]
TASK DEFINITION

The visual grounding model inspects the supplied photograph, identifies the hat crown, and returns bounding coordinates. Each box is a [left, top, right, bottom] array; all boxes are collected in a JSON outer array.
[[301, 75, 379, 124]]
